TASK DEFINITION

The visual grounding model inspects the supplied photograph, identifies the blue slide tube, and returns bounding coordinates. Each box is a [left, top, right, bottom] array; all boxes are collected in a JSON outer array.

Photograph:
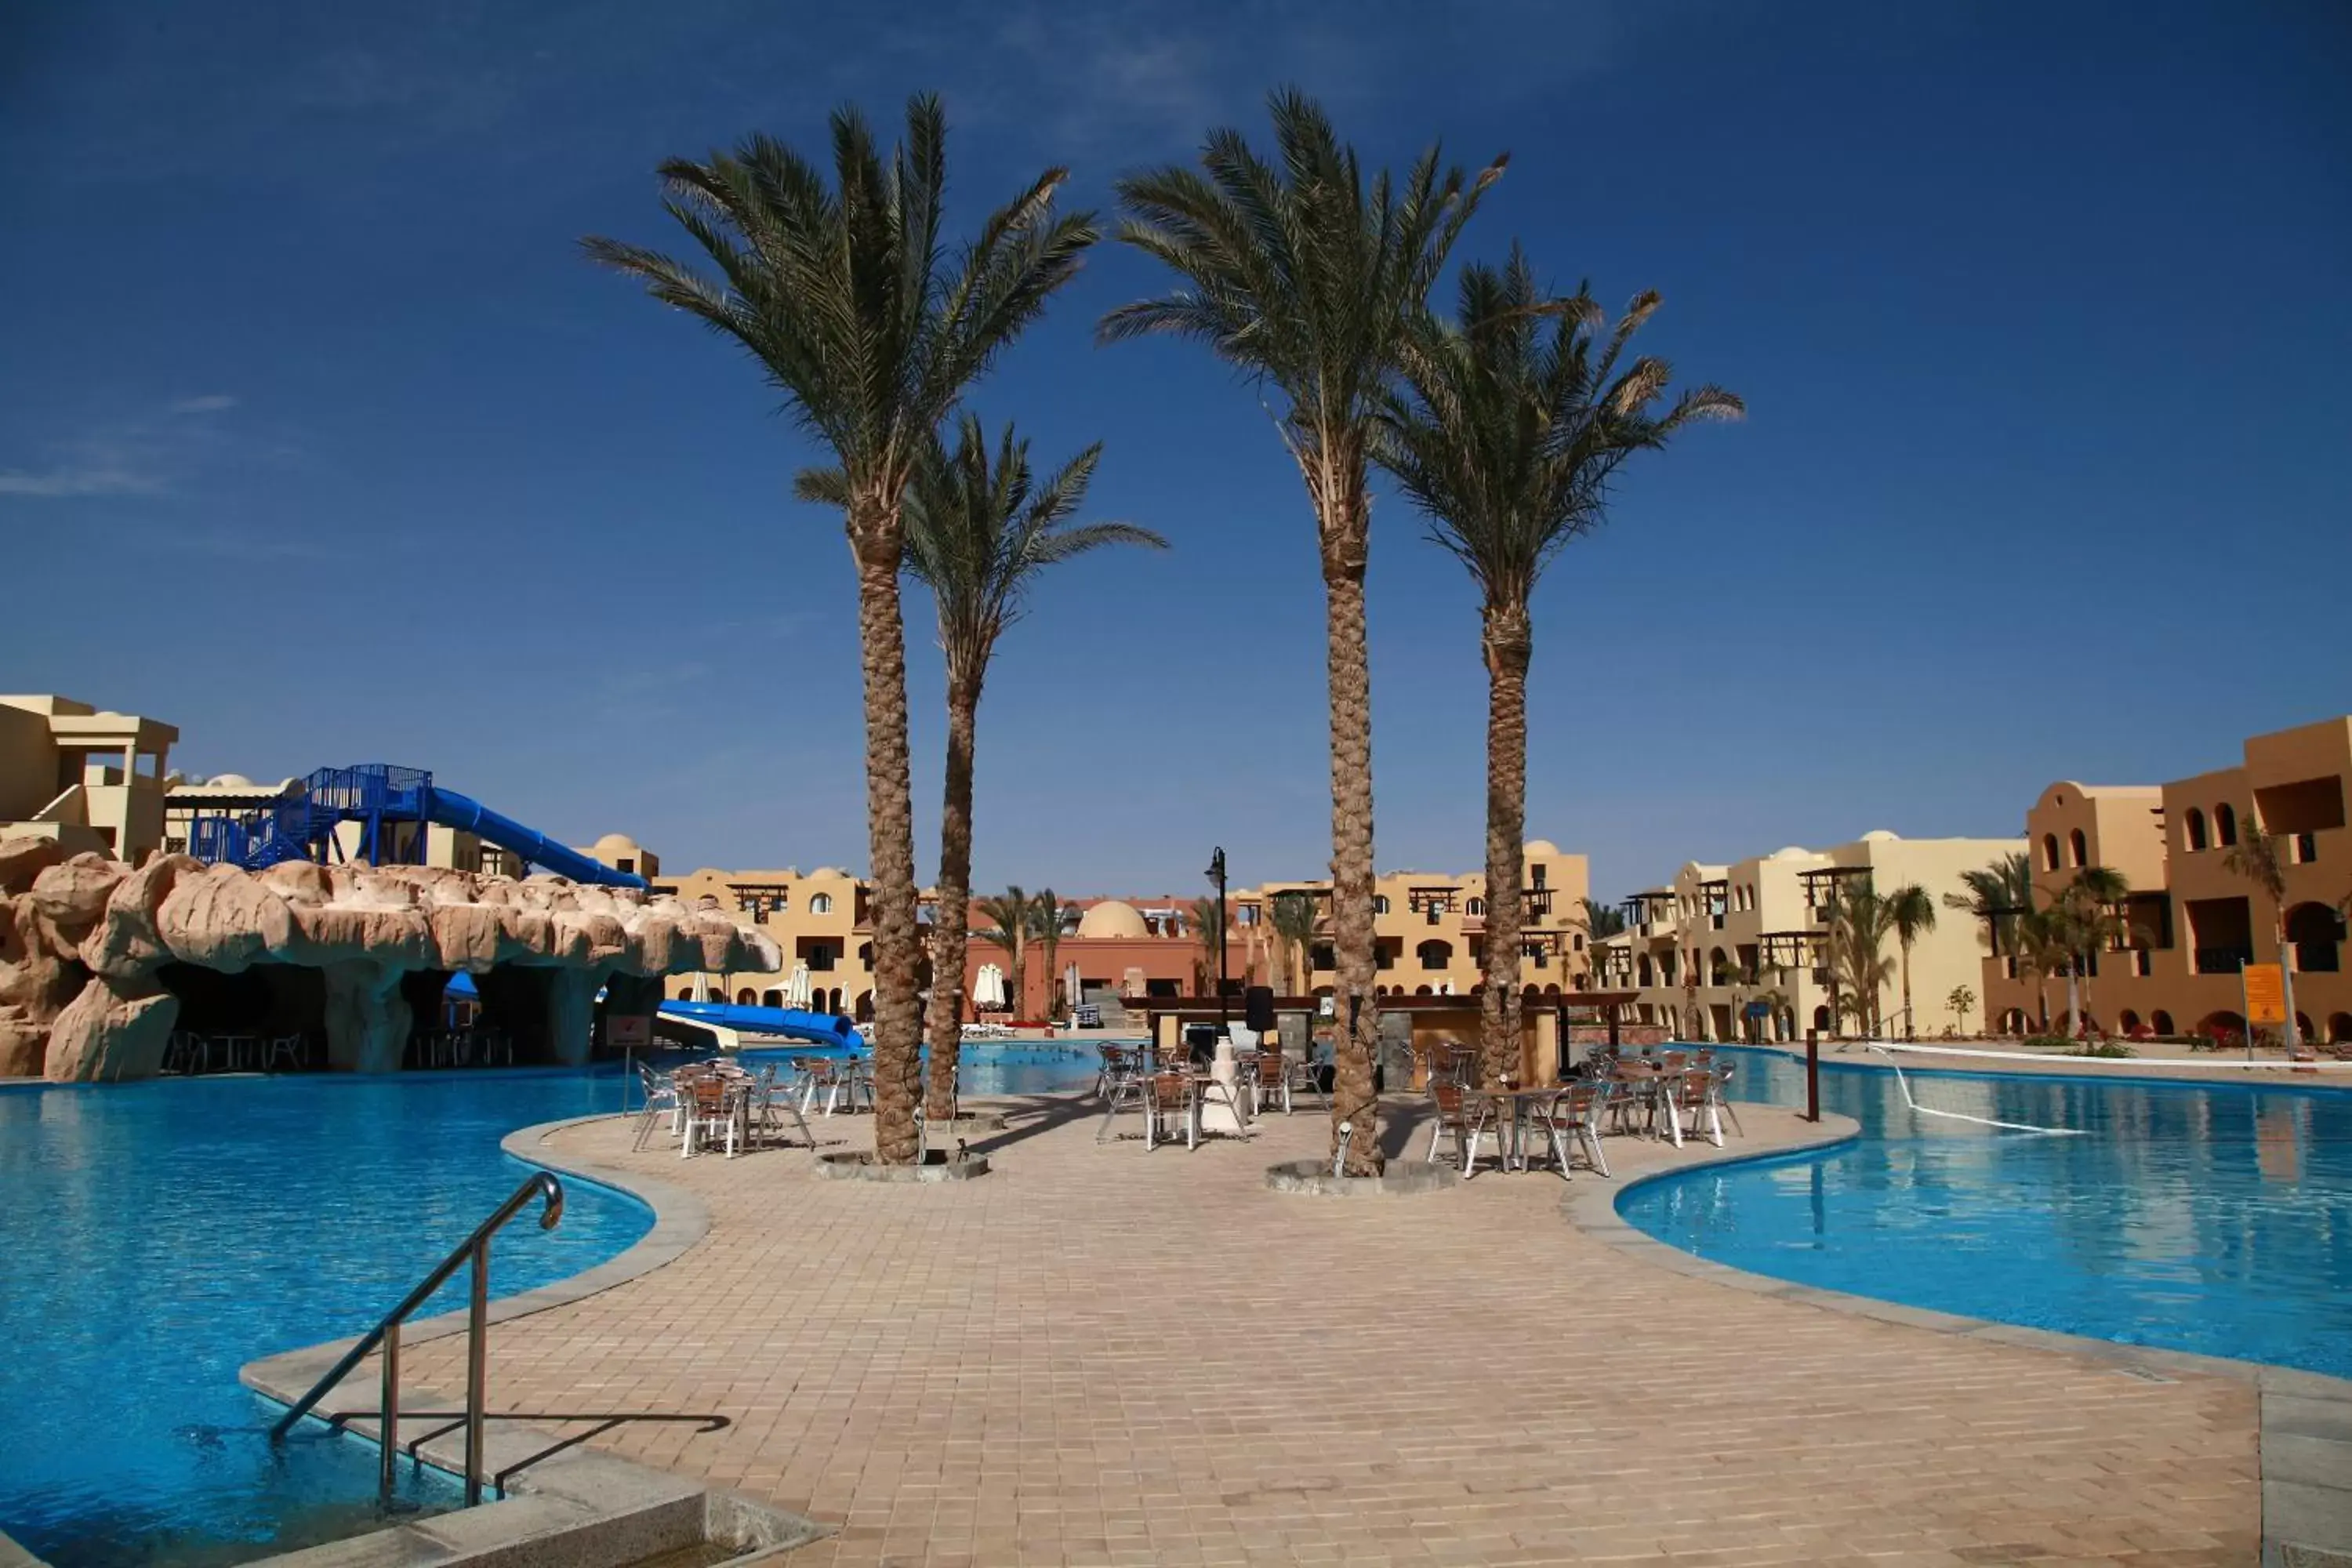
[[423, 788, 648, 889], [659, 1000, 866, 1051]]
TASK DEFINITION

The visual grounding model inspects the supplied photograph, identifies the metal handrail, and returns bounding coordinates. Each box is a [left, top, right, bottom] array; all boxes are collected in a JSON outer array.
[[270, 1171, 564, 1508]]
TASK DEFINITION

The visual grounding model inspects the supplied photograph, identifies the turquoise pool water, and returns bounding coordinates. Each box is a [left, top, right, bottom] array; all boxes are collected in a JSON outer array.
[[1617, 1047, 2352, 1378], [0, 1044, 1102, 1566]]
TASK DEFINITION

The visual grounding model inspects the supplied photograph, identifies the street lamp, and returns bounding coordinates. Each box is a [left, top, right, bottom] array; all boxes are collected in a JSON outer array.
[[1206, 846, 1229, 1037]]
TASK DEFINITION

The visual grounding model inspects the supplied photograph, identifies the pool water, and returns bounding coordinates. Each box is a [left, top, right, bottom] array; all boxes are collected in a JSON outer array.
[[1617, 1047, 2352, 1378], [0, 1044, 1104, 1566]]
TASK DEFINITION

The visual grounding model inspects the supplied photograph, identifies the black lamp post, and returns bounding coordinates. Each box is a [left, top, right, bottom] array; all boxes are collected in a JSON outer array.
[[1206, 846, 1229, 1036]]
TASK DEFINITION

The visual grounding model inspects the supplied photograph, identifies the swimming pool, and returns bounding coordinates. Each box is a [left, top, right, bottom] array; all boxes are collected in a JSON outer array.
[[1617, 1047, 2352, 1379], [0, 1044, 1103, 1566]]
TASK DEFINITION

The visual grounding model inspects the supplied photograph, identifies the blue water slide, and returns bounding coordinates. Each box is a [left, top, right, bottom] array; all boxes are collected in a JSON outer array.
[[423, 787, 648, 889], [659, 1000, 866, 1052]]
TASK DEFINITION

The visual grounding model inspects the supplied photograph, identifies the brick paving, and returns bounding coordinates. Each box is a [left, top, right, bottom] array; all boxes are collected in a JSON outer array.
[[399, 1093, 2259, 1566]]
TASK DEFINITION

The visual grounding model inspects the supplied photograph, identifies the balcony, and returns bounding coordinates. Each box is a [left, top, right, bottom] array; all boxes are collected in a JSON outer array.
[[2194, 946, 2254, 976]]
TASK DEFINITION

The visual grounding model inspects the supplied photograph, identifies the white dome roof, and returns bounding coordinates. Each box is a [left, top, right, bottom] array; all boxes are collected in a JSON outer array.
[[1860, 829, 1899, 842]]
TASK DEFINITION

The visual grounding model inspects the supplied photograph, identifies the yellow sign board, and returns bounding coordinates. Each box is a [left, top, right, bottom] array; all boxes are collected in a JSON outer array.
[[2241, 963, 2288, 1025]]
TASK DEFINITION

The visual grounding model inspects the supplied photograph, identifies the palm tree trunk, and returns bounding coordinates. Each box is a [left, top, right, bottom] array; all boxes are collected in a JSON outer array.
[[924, 668, 982, 1124], [1321, 508, 1381, 1174], [2277, 912, 2303, 1053], [1477, 604, 1530, 1089], [2066, 965, 2082, 1036], [1006, 936, 1025, 1021], [1899, 942, 1914, 1040], [852, 526, 923, 1164]]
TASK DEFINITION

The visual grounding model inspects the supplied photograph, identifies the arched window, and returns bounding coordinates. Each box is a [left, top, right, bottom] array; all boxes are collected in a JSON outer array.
[[810, 892, 833, 914], [2068, 829, 2087, 867], [1465, 896, 1485, 916], [2184, 808, 2207, 851], [2042, 833, 2061, 870], [1373, 895, 1390, 915], [2215, 803, 2238, 847]]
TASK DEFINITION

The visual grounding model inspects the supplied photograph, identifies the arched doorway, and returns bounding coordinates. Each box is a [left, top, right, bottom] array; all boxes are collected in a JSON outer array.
[[1414, 985, 1432, 996], [2286, 902, 2343, 973], [855, 991, 874, 1023], [2002, 1007, 2028, 1034], [2068, 828, 2087, 866], [762, 989, 783, 1007], [2119, 1009, 2142, 1034], [2042, 833, 2061, 870], [1637, 955, 1654, 987], [2215, 803, 2238, 846], [1812, 1004, 1831, 1033], [735, 987, 756, 1005], [2151, 1009, 2175, 1036], [2329, 1012, 2352, 1044]]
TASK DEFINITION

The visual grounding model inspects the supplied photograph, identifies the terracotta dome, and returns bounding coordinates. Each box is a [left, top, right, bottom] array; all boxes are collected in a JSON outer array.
[[1076, 899, 1149, 939]]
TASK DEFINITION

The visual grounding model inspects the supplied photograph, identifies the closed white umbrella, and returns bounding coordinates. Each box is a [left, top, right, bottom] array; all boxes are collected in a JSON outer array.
[[784, 962, 812, 1008], [975, 964, 1005, 1010]]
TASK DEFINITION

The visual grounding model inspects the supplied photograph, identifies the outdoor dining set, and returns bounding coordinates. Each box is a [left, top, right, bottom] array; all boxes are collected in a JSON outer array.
[[1090, 1033, 1740, 1178], [1091, 1037, 1325, 1150], [1418, 1042, 1743, 1179], [631, 1054, 879, 1158]]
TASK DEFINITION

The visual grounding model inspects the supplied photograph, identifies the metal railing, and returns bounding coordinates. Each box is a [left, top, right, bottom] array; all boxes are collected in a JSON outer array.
[[270, 1171, 564, 1508]]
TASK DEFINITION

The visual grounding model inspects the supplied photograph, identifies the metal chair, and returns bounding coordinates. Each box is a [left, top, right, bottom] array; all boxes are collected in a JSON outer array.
[[1537, 1082, 1611, 1178], [1142, 1070, 1199, 1151], [631, 1063, 682, 1151], [1422, 1080, 1492, 1173]]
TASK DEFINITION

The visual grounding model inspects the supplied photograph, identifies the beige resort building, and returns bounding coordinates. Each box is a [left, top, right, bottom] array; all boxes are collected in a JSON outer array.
[[1980, 715, 2352, 1042], [608, 837, 1597, 1023], [0, 695, 179, 862], [1595, 829, 2026, 1041]]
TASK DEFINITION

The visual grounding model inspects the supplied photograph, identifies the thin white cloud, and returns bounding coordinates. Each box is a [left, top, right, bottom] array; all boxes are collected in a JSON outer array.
[[0, 460, 167, 498], [169, 394, 239, 415]]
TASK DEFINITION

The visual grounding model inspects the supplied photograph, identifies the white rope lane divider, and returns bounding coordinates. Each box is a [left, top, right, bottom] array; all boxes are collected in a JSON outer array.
[[1860, 1042, 2089, 1135], [1857, 1040, 2352, 1071]]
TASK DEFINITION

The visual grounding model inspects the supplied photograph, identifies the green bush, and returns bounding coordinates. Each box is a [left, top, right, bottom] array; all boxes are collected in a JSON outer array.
[[2074, 1040, 2135, 1058], [2020, 1034, 2073, 1051]]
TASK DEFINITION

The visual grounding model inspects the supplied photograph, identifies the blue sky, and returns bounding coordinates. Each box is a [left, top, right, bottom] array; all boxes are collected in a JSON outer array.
[[4, 1, 2347, 902]]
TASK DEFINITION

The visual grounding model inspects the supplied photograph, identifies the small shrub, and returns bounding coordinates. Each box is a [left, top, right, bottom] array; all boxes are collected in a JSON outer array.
[[2021, 1033, 2072, 1051], [2075, 1040, 2135, 1058]]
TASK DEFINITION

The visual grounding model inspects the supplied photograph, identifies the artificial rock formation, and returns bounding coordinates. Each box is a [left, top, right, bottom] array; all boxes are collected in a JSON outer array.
[[0, 843, 781, 1082]]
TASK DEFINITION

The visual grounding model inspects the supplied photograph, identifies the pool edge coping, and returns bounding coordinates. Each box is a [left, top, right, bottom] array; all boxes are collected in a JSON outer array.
[[218, 1113, 830, 1568], [1568, 1109, 2352, 1566]]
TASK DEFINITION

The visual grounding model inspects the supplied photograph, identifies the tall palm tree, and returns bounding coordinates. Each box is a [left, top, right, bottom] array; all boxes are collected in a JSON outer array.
[[1944, 851, 2033, 960], [585, 96, 1096, 1163], [976, 887, 1036, 1019], [2223, 807, 2300, 1051], [1379, 249, 1737, 1083], [2049, 866, 2129, 1036], [814, 419, 1163, 1120], [1883, 884, 1936, 1040], [1102, 89, 1504, 1174], [1269, 891, 1321, 996], [2014, 905, 2072, 1033], [1828, 884, 1896, 1037], [1029, 888, 1072, 1022]]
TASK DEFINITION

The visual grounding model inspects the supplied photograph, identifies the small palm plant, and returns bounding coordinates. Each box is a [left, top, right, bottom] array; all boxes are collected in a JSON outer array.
[[1189, 897, 1228, 997], [2223, 806, 2301, 1052], [976, 887, 1036, 1019], [1882, 884, 1936, 1040], [2014, 905, 2073, 1033], [585, 97, 1096, 1164], [1104, 89, 1504, 1173], [811, 419, 1162, 1119], [1379, 249, 1738, 1084], [1947, 984, 1977, 1038]]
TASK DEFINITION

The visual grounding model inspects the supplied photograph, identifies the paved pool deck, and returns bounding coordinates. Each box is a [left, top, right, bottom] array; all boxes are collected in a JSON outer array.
[[388, 1094, 2278, 1566]]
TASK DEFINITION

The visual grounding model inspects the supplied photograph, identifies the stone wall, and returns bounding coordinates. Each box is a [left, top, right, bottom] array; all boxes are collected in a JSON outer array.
[[0, 837, 782, 1082]]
